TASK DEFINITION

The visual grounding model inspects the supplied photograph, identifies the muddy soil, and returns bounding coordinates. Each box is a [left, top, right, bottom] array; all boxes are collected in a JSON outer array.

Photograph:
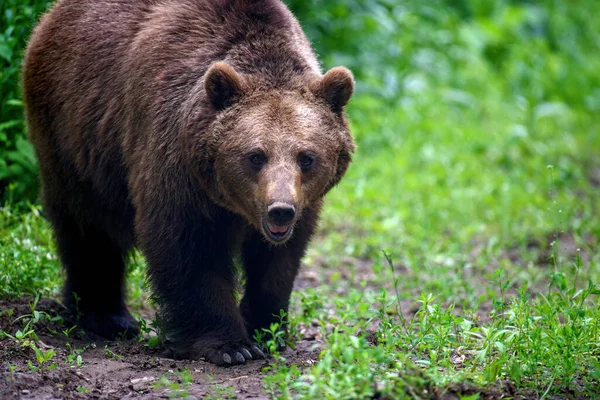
[[0, 261, 351, 400], [0, 294, 324, 400], [0, 242, 373, 400], [0, 294, 526, 400], [1, 243, 590, 400]]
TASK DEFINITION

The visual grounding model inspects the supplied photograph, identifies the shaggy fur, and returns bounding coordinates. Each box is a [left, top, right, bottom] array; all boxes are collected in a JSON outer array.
[[23, 0, 354, 365]]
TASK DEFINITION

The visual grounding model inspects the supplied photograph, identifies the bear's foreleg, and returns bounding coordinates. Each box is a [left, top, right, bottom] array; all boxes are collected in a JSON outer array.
[[240, 206, 320, 346], [137, 205, 264, 365]]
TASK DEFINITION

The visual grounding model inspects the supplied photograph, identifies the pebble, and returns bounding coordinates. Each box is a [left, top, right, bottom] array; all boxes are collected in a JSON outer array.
[[130, 376, 155, 391]]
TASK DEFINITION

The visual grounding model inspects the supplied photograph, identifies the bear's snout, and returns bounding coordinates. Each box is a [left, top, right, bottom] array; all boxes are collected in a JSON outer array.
[[267, 202, 296, 225], [261, 201, 297, 244]]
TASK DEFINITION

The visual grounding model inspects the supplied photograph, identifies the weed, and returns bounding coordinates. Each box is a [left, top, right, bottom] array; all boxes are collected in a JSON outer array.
[[104, 345, 122, 360], [257, 309, 293, 356], [5, 362, 17, 373], [207, 375, 237, 399], [152, 369, 193, 399], [0, 294, 59, 370], [76, 385, 90, 394], [61, 325, 77, 339], [65, 342, 91, 368]]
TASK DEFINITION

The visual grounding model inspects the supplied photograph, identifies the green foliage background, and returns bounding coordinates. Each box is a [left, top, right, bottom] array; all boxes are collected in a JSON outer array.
[[1, 0, 599, 204], [0, 0, 52, 203]]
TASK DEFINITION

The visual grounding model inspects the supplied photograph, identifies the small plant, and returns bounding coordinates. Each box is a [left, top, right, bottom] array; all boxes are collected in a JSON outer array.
[[76, 386, 90, 394], [27, 360, 38, 372], [0, 294, 58, 370], [65, 342, 88, 368], [298, 288, 324, 320], [255, 309, 293, 361], [6, 362, 17, 373], [104, 345, 123, 360], [207, 375, 236, 399], [62, 325, 77, 339], [152, 369, 193, 399], [32, 346, 57, 369], [71, 292, 83, 322], [140, 314, 168, 348], [489, 268, 511, 319], [0, 325, 38, 346]]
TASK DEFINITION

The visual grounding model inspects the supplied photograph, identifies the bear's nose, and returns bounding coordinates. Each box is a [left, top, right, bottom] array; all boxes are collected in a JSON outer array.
[[267, 202, 296, 225]]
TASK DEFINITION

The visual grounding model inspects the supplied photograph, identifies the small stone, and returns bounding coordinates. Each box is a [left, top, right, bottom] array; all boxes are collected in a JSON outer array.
[[130, 376, 155, 391]]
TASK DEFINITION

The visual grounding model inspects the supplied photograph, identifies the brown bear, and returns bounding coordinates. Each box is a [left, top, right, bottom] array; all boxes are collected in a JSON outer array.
[[23, 0, 354, 365]]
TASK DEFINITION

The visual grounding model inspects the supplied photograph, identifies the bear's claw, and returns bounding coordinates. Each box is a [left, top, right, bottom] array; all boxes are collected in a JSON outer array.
[[201, 341, 266, 366], [234, 352, 245, 363], [241, 348, 253, 360], [251, 345, 265, 359]]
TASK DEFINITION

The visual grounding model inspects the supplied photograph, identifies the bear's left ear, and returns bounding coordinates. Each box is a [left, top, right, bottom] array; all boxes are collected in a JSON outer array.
[[311, 67, 354, 114], [205, 62, 246, 110]]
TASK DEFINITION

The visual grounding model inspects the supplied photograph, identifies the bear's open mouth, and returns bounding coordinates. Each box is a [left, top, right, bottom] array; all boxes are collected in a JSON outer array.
[[262, 220, 293, 243]]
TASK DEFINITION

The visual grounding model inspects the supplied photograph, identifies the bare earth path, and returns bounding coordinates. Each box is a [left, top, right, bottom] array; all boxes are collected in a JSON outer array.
[[0, 275, 325, 400]]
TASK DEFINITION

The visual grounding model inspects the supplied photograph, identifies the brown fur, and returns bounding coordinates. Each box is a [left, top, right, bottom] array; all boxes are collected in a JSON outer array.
[[23, 0, 354, 365]]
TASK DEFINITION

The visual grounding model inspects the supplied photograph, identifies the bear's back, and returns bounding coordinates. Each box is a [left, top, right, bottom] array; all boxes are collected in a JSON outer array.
[[24, 0, 319, 162]]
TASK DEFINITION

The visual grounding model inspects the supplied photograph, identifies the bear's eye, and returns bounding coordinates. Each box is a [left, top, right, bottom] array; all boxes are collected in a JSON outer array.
[[248, 152, 267, 170], [298, 152, 315, 171]]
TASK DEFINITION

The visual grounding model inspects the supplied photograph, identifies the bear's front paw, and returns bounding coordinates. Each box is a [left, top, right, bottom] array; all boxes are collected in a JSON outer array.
[[194, 340, 266, 366]]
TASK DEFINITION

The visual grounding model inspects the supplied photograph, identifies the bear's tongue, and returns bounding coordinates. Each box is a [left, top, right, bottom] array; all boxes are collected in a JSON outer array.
[[268, 223, 288, 234]]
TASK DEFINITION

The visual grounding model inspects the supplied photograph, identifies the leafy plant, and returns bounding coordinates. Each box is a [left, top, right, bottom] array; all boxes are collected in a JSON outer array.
[[152, 369, 194, 399], [0, 0, 52, 203], [0, 294, 57, 370]]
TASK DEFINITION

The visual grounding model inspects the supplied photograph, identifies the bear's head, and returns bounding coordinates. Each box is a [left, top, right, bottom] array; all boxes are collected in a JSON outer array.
[[191, 62, 354, 245]]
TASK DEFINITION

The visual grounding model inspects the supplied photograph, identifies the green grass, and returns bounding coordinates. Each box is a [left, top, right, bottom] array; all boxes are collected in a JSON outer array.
[[0, 205, 61, 298], [2, 0, 600, 398]]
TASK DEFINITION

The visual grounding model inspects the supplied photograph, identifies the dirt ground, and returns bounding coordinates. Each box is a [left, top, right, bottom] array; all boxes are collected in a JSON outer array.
[[0, 268, 332, 400], [0, 247, 587, 400], [0, 316, 321, 400]]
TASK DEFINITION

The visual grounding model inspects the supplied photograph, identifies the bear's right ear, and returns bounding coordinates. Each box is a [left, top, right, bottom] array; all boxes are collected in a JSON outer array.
[[204, 62, 245, 110]]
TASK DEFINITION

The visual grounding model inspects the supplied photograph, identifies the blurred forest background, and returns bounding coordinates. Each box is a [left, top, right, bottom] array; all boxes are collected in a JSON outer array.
[[2, 0, 599, 206]]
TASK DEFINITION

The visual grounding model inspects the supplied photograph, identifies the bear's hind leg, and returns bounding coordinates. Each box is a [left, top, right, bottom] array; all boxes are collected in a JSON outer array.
[[48, 208, 139, 339]]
